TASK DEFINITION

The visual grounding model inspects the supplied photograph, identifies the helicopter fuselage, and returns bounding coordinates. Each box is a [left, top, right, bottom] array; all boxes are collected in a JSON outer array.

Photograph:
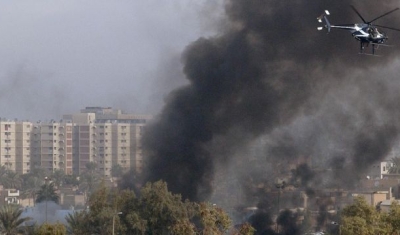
[[317, 6, 400, 55], [350, 24, 387, 44]]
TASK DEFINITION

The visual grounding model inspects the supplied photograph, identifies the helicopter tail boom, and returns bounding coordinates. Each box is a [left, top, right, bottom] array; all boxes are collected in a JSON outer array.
[[317, 10, 331, 32]]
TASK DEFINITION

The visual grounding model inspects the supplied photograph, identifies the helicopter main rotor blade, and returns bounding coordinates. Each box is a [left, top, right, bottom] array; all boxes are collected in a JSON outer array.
[[374, 24, 400, 32], [351, 5, 367, 23], [369, 8, 400, 23]]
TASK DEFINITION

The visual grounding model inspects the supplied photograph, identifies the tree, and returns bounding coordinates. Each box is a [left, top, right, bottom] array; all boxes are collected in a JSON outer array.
[[35, 223, 66, 235], [2, 171, 22, 189], [63, 174, 80, 187], [63, 180, 234, 235], [139, 181, 194, 234], [51, 169, 65, 188], [197, 202, 232, 235], [79, 162, 102, 199], [111, 164, 124, 178], [233, 223, 256, 235], [340, 196, 391, 235], [0, 204, 31, 235], [169, 218, 196, 235], [66, 211, 89, 235], [21, 175, 42, 206], [35, 182, 59, 204], [381, 201, 400, 234]]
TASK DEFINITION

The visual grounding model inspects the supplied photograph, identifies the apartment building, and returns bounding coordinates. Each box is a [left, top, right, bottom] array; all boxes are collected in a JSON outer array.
[[31, 122, 74, 174], [64, 107, 152, 176], [0, 107, 151, 177], [15, 122, 32, 174], [0, 121, 33, 174]]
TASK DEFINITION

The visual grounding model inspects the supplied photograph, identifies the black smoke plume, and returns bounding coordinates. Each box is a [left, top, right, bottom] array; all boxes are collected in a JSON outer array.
[[141, 0, 400, 203]]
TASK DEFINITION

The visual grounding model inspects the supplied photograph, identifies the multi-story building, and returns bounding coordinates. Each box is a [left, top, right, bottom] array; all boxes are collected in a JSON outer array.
[[31, 122, 74, 175], [15, 122, 32, 174], [0, 121, 33, 174], [0, 107, 151, 177], [0, 121, 18, 172], [65, 107, 152, 176]]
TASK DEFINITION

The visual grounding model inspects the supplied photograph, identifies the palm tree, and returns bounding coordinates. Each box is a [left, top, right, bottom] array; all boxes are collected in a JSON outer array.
[[0, 204, 31, 235], [35, 182, 59, 204], [21, 176, 42, 207], [66, 211, 88, 234], [3, 171, 22, 189], [51, 169, 65, 188]]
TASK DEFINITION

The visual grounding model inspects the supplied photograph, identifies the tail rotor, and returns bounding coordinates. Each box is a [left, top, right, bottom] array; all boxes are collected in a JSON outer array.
[[317, 10, 331, 32]]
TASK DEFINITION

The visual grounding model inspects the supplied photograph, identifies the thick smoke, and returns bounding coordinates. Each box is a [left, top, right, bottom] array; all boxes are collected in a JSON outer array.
[[142, 0, 400, 204]]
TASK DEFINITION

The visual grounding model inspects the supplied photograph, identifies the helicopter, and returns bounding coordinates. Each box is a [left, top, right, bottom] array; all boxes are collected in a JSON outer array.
[[317, 6, 400, 55]]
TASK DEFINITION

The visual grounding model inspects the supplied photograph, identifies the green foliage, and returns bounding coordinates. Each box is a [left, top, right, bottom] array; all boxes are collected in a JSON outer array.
[[0, 204, 31, 235], [341, 196, 377, 224], [66, 180, 233, 235], [35, 182, 59, 204], [79, 162, 102, 198], [111, 164, 124, 178], [139, 181, 193, 234], [51, 169, 66, 188], [65, 211, 88, 234], [169, 218, 196, 235], [2, 171, 22, 189], [234, 222, 256, 235], [340, 196, 392, 235], [35, 222, 66, 235], [197, 202, 231, 234], [341, 216, 372, 235]]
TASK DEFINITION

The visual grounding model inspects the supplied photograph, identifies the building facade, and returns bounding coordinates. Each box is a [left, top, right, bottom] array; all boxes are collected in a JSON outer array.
[[0, 107, 151, 177]]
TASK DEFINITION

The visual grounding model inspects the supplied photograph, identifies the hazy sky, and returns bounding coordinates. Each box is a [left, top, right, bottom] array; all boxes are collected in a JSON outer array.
[[0, 0, 223, 121]]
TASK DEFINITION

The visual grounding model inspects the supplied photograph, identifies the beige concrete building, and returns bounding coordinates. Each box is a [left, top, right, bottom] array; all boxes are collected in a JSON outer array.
[[0, 107, 150, 177], [0, 121, 33, 174], [31, 122, 73, 174], [15, 122, 32, 174], [63, 107, 152, 176]]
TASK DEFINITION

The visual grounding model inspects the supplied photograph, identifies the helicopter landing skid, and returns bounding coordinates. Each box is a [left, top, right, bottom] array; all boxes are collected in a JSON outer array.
[[358, 53, 382, 57]]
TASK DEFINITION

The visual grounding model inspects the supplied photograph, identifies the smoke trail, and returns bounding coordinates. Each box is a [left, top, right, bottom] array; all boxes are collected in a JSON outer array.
[[141, 0, 400, 202]]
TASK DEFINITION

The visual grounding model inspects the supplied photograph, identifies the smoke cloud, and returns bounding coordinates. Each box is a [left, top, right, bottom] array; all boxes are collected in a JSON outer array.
[[141, 0, 400, 206]]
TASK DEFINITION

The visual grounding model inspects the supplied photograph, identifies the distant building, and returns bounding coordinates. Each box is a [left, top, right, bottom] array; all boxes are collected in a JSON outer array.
[[0, 107, 152, 177], [0, 121, 32, 174], [368, 161, 394, 180], [63, 107, 152, 176], [31, 122, 74, 174], [352, 190, 391, 207]]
